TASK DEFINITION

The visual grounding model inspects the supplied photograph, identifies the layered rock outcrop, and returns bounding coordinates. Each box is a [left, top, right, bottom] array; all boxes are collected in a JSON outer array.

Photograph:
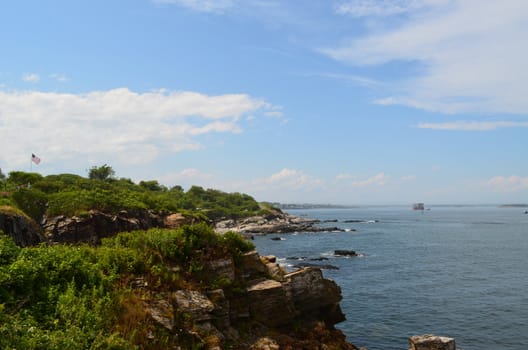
[[143, 250, 357, 349], [1, 209, 196, 245], [0, 210, 44, 247], [41, 209, 169, 244]]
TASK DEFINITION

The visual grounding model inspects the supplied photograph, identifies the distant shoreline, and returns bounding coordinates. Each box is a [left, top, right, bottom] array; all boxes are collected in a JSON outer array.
[[499, 204, 528, 208], [270, 203, 358, 210], [274, 203, 526, 209]]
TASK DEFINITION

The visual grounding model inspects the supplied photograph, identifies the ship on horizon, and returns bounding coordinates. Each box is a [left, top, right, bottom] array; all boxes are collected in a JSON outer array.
[[412, 203, 425, 210]]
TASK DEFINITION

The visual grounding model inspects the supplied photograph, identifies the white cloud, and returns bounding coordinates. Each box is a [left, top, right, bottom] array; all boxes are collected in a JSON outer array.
[[306, 72, 383, 89], [153, 0, 234, 13], [336, 0, 450, 18], [335, 172, 389, 187], [401, 175, 416, 181], [259, 168, 324, 190], [159, 168, 213, 187], [0, 88, 276, 168], [486, 175, 528, 192], [417, 120, 528, 131], [22, 73, 40, 83], [50, 73, 69, 82], [336, 173, 353, 181], [350, 172, 388, 188], [324, 1, 528, 114]]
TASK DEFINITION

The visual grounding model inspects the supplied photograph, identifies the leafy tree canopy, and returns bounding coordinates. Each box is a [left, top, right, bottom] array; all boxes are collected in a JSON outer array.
[[0, 168, 271, 221], [88, 164, 115, 181]]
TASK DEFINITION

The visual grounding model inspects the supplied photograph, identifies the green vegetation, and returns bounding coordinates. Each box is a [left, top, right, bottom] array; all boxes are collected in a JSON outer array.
[[0, 167, 277, 349], [1, 166, 270, 221], [0, 224, 255, 349]]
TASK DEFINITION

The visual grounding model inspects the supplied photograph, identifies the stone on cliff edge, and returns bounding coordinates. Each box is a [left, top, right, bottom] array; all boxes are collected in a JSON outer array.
[[284, 268, 345, 325], [163, 213, 191, 228], [409, 335, 456, 350], [147, 299, 174, 331], [172, 290, 215, 323], [247, 279, 296, 327], [249, 337, 280, 350]]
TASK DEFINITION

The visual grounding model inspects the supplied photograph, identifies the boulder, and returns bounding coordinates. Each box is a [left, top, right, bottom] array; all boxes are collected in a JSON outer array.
[[172, 290, 215, 323], [246, 279, 296, 327], [284, 268, 345, 325], [334, 250, 358, 257], [250, 337, 280, 350], [409, 335, 456, 350], [164, 212, 191, 228]]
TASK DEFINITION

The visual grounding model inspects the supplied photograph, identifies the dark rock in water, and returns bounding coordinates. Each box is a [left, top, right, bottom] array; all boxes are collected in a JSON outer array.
[[287, 256, 307, 260], [322, 219, 338, 223], [309, 257, 329, 261], [334, 250, 358, 257], [343, 219, 378, 223], [324, 227, 345, 232], [293, 262, 339, 270], [270, 237, 283, 241]]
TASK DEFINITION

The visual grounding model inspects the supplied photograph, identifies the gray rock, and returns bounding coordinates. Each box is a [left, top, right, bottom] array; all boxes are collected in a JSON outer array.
[[409, 335, 456, 350]]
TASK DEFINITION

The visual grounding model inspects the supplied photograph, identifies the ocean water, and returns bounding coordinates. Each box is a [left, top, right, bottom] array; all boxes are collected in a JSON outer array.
[[251, 206, 528, 350]]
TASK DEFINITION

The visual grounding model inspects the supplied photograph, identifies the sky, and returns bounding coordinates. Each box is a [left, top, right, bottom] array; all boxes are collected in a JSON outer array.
[[1, 0, 528, 205]]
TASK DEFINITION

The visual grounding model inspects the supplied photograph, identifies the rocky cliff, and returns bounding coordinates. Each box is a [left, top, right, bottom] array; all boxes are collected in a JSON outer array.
[[141, 250, 357, 349], [0, 208, 44, 247], [0, 208, 358, 349], [0, 208, 195, 245], [0, 208, 458, 349]]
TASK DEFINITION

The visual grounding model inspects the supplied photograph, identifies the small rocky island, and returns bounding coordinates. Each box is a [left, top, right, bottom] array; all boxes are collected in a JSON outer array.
[[214, 209, 344, 235]]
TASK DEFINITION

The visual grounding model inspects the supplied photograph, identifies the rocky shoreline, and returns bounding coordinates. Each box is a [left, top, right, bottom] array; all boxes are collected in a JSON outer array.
[[0, 208, 459, 349], [214, 210, 347, 236]]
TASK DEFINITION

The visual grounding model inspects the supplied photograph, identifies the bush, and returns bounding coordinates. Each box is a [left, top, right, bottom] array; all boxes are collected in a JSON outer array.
[[11, 188, 48, 221]]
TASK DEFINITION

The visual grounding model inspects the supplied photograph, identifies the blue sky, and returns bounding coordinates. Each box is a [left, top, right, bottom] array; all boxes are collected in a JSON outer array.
[[1, 0, 528, 205]]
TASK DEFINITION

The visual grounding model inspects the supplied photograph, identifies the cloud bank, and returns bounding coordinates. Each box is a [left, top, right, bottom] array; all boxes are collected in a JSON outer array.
[[486, 175, 528, 192], [153, 0, 234, 13], [0, 88, 275, 169], [417, 121, 528, 131], [325, 0, 528, 114]]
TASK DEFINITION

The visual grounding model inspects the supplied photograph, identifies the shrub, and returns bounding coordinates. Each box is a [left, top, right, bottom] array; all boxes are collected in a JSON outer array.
[[11, 188, 48, 221]]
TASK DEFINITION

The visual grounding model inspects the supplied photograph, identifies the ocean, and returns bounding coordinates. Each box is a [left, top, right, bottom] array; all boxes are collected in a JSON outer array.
[[251, 206, 528, 350]]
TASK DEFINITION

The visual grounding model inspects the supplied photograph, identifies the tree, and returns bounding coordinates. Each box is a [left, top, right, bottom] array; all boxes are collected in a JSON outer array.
[[0, 168, 5, 191], [88, 164, 115, 181], [139, 180, 166, 192], [8, 171, 43, 185]]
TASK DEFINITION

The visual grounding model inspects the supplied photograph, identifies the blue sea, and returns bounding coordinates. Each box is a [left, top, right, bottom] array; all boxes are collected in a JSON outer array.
[[251, 206, 528, 350]]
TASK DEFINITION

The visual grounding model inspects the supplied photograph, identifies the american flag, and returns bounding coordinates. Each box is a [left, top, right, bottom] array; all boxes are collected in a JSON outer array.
[[31, 153, 41, 165]]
